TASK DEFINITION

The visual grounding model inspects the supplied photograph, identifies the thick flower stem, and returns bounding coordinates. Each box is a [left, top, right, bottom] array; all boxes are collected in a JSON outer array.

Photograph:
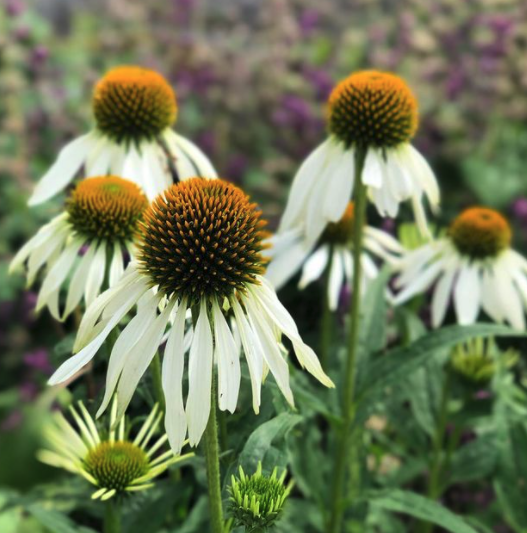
[[150, 353, 165, 412], [204, 374, 225, 533], [320, 245, 334, 368], [104, 500, 121, 533], [327, 148, 368, 533]]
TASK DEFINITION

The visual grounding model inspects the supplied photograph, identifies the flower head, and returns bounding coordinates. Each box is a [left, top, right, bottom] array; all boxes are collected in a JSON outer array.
[[449, 207, 511, 260], [328, 71, 418, 149], [11, 176, 146, 320], [138, 178, 268, 302], [67, 176, 148, 242], [450, 337, 518, 385], [228, 462, 293, 531], [395, 206, 527, 329], [93, 66, 177, 145], [28, 65, 216, 206], [50, 178, 333, 453], [276, 69, 438, 249], [38, 401, 192, 500]]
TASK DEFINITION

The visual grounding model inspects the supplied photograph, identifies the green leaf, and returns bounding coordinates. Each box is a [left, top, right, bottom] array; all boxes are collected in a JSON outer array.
[[238, 413, 302, 474], [448, 434, 498, 486], [27, 505, 97, 533], [357, 324, 521, 400], [369, 490, 478, 533]]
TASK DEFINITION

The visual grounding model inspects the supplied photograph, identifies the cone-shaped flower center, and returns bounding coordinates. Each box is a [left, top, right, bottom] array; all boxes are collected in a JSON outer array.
[[138, 177, 268, 302], [328, 70, 418, 149], [449, 207, 511, 259], [93, 66, 177, 144], [66, 176, 148, 242], [84, 441, 149, 492], [321, 202, 355, 245]]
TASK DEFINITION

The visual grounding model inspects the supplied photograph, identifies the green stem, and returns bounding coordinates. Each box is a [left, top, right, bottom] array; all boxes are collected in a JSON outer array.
[[320, 245, 334, 368], [150, 353, 165, 412], [103, 499, 121, 533], [218, 409, 228, 452], [204, 373, 225, 533], [420, 371, 451, 533], [327, 149, 368, 533]]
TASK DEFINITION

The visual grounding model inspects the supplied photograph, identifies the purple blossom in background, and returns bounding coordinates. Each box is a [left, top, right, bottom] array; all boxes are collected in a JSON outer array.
[[272, 94, 315, 130], [5, 0, 24, 17], [23, 348, 52, 374], [512, 197, 527, 220], [226, 154, 248, 184], [303, 66, 333, 101], [299, 9, 319, 36], [30, 45, 49, 69], [19, 381, 39, 402], [197, 131, 216, 158]]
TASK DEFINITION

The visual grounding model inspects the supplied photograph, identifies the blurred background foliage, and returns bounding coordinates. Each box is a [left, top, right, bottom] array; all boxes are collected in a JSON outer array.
[[2, 1, 527, 532]]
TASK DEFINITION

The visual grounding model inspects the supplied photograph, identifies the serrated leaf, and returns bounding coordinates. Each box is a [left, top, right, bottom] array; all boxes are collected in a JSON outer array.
[[27, 505, 97, 533]]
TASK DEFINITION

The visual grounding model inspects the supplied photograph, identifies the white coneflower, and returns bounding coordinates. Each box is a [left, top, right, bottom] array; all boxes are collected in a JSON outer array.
[[38, 401, 193, 500], [394, 207, 527, 329], [266, 202, 403, 308], [49, 178, 334, 453], [279, 70, 439, 247], [29, 66, 216, 205], [10, 176, 147, 320]]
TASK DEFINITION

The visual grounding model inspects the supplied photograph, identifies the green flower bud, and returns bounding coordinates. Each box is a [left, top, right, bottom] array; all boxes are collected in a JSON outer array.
[[228, 462, 294, 531], [450, 337, 518, 385]]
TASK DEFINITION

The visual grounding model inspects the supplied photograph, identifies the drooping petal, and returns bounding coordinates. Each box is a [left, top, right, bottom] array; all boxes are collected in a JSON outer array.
[[162, 300, 188, 453], [212, 298, 241, 413], [328, 249, 344, 311], [84, 242, 107, 306], [431, 258, 458, 328], [186, 302, 214, 446], [167, 131, 217, 178], [108, 243, 125, 287], [28, 133, 96, 206], [298, 245, 330, 289]]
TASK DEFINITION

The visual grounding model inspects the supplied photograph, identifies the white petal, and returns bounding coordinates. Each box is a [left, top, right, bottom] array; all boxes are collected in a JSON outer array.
[[362, 149, 383, 188], [162, 300, 188, 453], [431, 258, 457, 328], [231, 296, 264, 413], [454, 263, 481, 325], [108, 244, 125, 287], [266, 231, 314, 290], [142, 144, 171, 200], [122, 145, 144, 186], [36, 240, 81, 313], [86, 145, 113, 176], [322, 148, 355, 222], [298, 246, 330, 290], [406, 144, 440, 207], [279, 139, 333, 233], [242, 295, 294, 406], [494, 261, 525, 329], [328, 249, 344, 311], [97, 291, 160, 417], [84, 242, 107, 306], [115, 300, 175, 422], [167, 131, 218, 178], [28, 133, 95, 205], [49, 279, 149, 385], [212, 299, 241, 413], [186, 302, 213, 446], [394, 256, 447, 304], [63, 242, 98, 319]]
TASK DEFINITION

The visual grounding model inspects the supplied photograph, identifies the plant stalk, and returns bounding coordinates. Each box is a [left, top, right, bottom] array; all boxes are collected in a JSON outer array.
[[320, 245, 334, 368], [327, 149, 368, 533], [204, 373, 225, 533], [103, 499, 121, 533]]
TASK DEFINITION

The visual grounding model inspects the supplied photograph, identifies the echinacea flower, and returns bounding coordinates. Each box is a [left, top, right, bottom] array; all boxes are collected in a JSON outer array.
[[49, 178, 334, 452], [38, 401, 193, 500], [266, 202, 403, 308], [278, 70, 439, 247], [29, 66, 216, 205], [10, 176, 147, 320], [394, 207, 527, 329]]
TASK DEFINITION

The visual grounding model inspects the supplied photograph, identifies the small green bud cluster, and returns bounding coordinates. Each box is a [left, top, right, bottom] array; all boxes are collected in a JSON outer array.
[[228, 462, 293, 531], [450, 337, 518, 386]]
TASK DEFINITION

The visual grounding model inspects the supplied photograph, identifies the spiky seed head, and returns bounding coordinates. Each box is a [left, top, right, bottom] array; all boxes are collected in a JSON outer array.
[[321, 202, 355, 245], [93, 66, 177, 144], [328, 70, 418, 149], [137, 177, 269, 303], [228, 462, 293, 531], [66, 176, 148, 243], [449, 207, 511, 260], [83, 441, 149, 493]]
